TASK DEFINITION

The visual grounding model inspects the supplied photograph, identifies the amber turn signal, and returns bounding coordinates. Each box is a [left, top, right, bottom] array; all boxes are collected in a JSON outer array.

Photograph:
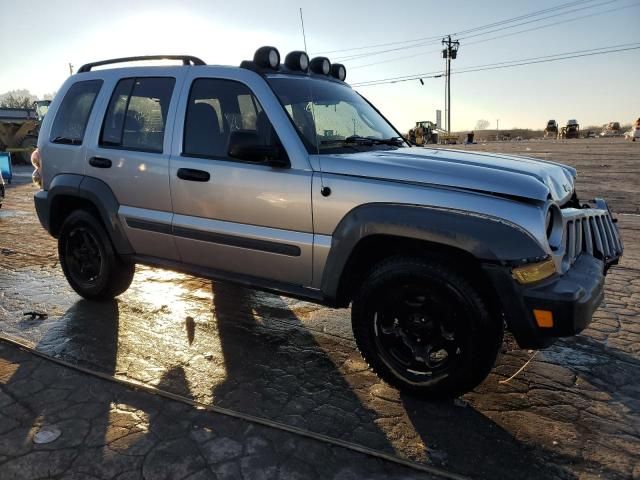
[[511, 258, 556, 284], [533, 309, 554, 328]]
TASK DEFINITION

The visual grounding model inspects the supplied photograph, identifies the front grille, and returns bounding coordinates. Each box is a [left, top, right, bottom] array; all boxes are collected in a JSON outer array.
[[561, 200, 623, 267]]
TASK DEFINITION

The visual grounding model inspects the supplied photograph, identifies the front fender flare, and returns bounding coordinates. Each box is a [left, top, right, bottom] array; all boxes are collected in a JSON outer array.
[[320, 203, 546, 300]]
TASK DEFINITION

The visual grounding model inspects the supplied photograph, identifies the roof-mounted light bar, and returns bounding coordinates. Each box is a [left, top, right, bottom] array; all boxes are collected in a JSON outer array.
[[330, 63, 346, 81], [309, 56, 331, 75], [240, 47, 347, 82], [253, 46, 280, 70], [285, 51, 309, 72]]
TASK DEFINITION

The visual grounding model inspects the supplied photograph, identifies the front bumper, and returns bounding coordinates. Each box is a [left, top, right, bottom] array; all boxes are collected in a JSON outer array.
[[484, 254, 606, 349]]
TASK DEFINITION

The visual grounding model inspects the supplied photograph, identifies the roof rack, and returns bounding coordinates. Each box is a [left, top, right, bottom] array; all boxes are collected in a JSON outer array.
[[77, 55, 205, 73]]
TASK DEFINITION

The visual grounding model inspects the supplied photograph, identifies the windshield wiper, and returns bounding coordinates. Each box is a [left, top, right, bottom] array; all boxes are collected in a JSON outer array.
[[51, 136, 82, 145], [372, 136, 405, 146], [320, 135, 404, 147]]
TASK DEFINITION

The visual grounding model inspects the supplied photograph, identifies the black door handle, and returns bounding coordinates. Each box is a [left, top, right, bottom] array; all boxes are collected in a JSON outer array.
[[89, 157, 112, 168], [177, 168, 210, 182]]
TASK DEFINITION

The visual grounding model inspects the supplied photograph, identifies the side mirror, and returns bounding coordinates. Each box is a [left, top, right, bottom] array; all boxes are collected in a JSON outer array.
[[228, 131, 288, 167]]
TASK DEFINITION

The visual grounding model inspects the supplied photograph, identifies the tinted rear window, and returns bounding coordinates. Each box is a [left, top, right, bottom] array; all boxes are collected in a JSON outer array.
[[49, 80, 103, 145]]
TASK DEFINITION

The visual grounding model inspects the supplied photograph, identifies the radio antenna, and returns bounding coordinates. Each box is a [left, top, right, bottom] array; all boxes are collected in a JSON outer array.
[[299, 8, 308, 52], [299, 8, 330, 196]]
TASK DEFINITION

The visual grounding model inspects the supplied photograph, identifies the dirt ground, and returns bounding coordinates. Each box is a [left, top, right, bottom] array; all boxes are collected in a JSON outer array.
[[0, 137, 638, 479]]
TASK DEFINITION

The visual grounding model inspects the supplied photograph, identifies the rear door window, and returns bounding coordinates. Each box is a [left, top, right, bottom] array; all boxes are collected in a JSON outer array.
[[100, 77, 175, 153], [49, 80, 103, 145]]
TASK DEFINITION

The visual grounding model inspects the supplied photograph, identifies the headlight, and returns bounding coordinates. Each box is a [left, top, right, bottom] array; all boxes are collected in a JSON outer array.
[[512, 258, 556, 284], [546, 204, 563, 250], [310, 56, 331, 75]]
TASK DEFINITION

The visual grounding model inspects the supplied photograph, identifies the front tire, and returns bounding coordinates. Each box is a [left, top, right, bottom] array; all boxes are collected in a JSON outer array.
[[351, 256, 502, 398], [58, 210, 135, 300]]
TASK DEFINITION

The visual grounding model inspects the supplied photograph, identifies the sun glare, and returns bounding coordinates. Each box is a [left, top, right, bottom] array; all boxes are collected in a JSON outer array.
[[75, 8, 292, 70]]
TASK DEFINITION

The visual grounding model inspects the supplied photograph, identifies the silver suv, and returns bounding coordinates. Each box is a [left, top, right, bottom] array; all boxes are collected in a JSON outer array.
[[33, 48, 623, 397]]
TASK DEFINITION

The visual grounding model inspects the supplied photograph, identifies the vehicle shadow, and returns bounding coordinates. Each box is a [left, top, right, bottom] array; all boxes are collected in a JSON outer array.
[[208, 282, 575, 478], [6, 282, 625, 478], [209, 282, 393, 447]]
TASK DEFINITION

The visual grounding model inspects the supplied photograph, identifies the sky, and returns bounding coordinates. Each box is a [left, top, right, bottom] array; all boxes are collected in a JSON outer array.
[[1, 0, 638, 132]]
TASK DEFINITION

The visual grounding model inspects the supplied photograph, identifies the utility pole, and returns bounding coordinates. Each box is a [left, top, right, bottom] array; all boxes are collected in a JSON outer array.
[[441, 35, 459, 133], [496, 119, 500, 141], [68, 63, 74, 75]]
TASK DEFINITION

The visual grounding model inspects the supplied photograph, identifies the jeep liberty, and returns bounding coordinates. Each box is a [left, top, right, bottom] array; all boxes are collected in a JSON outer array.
[[33, 48, 623, 397]]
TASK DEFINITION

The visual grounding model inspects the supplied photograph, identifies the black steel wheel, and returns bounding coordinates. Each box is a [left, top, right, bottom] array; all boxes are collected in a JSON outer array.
[[58, 210, 134, 300], [352, 256, 502, 398]]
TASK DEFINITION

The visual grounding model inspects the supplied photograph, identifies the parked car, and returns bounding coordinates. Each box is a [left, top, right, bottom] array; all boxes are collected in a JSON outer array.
[[33, 48, 624, 398]]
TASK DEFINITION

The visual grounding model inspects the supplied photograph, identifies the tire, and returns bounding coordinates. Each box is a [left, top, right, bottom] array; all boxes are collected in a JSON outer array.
[[58, 210, 135, 300], [351, 256, 503, 398]]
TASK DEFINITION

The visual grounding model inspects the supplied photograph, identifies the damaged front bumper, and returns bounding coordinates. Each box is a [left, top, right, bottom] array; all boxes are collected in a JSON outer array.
[[485, 198, 623, 349]]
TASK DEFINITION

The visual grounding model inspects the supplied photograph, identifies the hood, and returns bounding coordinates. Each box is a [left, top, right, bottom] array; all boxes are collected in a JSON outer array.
[[316, 147, 577, 203]]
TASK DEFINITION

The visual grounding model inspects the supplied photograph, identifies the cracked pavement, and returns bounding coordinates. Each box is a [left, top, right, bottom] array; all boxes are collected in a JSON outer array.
[[0, 138, 639, 479]]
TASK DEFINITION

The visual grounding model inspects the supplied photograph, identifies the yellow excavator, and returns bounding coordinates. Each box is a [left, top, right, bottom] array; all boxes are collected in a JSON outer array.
[[0, 100, 50, 163]]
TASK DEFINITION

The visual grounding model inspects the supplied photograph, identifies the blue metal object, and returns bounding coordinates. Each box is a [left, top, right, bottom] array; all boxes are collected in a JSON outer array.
[[0, 152, 12, 184]]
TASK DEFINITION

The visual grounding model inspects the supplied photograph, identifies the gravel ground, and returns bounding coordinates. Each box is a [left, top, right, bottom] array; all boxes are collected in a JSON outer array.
[[0, 138, 638, 479]]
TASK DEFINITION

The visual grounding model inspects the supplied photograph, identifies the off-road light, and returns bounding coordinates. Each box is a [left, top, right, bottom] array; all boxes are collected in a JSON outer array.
[[285, 51, 309, 71], [330, 63, 346, 81], [310, 56, 331, 75], [512, 258, 556, 284], [254, 46, 280, 69]]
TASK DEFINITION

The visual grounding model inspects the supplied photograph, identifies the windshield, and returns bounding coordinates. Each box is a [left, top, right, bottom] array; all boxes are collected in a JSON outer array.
[[267, 76, 404, 153]]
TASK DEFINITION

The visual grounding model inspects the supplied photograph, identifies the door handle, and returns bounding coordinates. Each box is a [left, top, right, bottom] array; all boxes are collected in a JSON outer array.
[[89, 157, 112, 168], [177, 168, 210, 182]]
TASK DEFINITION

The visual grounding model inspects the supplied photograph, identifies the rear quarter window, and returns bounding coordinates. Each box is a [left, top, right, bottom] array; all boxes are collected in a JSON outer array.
[[49, 80, 103, 145]]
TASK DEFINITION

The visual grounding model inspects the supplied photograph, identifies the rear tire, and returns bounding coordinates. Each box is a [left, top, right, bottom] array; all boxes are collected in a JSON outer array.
[[58, 210, 134, 300], [351, 256, 502, 398]]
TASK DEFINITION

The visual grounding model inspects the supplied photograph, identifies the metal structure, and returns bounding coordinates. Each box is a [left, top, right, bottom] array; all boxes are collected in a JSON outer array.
[[544, 119, 558, 138], [407, 121, 439, 145], [441, 36, 459, 133], [600, 121, 622, 137], [558, 119, 580, 139], [0, 104, 42, 163]]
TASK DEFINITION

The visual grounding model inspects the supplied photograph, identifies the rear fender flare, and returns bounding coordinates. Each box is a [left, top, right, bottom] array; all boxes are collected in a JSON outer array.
[[46, 174, 133, 254]]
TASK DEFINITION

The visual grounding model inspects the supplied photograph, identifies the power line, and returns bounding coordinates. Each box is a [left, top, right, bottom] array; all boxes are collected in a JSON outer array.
[[329, 0, 617, 61], [349, 2, 639, 71], [335, 0, 620, 62], [313, 0, 599, 55], [351, 43, 640, 87], [461, 2, 640, 48], [458, 0, 620, 41], [353, 43, 640, 86]]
